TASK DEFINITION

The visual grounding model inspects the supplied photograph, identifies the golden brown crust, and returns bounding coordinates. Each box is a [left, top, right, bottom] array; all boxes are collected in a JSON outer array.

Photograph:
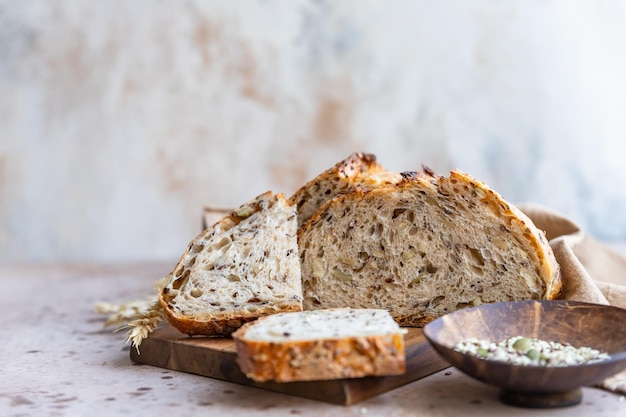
[[158, 301, 302, 336], [233, 321, 406, 382], [289, 152, 377, 205], [394, 313, 438, 328], [289, 152, 401, 227]]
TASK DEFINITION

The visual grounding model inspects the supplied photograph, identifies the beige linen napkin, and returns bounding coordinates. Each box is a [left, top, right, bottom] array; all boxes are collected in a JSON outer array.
[[520, 204, 626, 394]]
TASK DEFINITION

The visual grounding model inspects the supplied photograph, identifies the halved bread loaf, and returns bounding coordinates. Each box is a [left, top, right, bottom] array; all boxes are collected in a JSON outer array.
[[289, 152, 402, 227], [298, 170, 562, 326], [159, 191, 302, 336], [233, 308, 407, 382]]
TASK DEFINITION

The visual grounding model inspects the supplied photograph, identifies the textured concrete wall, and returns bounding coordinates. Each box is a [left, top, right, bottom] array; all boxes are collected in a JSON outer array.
[[2, 1, 626, 262]]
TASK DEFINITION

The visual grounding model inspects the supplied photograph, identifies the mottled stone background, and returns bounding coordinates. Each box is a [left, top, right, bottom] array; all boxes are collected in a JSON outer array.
[[2, 1, 626, 262]]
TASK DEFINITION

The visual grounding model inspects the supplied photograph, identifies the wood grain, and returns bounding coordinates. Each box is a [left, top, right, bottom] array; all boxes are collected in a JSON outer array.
[[130, 325, 449, 405], [423, 300, 626, 408]]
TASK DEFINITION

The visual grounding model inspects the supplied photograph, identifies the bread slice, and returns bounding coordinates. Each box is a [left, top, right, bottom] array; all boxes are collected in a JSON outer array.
[[289, 152, 402, 227], [233, 308, 407, 382], [159, 191, 302, 336], [298, 169, 562, 326]]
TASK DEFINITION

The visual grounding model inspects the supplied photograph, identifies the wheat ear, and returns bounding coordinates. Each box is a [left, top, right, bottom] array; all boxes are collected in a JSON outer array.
[[94, 276, 170, 353], [123, 300, 165, 354], [94, 297, 160, 328]]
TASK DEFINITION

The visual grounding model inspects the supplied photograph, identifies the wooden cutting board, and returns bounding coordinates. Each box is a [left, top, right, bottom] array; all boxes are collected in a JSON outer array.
[[130, 325, 450, 405]]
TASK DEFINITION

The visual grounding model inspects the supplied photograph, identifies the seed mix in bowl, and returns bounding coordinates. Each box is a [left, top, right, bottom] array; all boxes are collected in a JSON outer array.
[[454, 336, 610, 366]]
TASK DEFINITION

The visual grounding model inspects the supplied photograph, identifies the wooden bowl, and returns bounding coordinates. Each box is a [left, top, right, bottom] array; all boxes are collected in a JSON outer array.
[[423, 300, 626, 408]]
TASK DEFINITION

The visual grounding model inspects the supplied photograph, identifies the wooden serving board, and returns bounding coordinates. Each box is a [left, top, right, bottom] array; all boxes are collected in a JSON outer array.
[[130, 326, 450, 405]]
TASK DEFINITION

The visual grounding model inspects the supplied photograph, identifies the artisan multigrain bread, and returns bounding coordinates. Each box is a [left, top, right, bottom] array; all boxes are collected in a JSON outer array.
[[233, 308, 407, 382], [159, 191, 302, 336], [289, 152, 402, 227], [299, 169, 562, 327]]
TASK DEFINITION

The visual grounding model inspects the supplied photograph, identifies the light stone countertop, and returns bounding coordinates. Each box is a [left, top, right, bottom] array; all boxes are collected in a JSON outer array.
[[2, 262, 625, 417]]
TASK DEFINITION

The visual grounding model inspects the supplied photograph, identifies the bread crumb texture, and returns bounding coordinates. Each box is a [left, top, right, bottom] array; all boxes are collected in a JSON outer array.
[[233, 308, 406, 382], [159, 191, 303, 336], [299, 168, 562, 327]]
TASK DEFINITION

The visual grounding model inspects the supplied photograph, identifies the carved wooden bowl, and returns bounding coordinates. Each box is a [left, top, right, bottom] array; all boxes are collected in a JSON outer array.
[[423, 300, 626, 408]]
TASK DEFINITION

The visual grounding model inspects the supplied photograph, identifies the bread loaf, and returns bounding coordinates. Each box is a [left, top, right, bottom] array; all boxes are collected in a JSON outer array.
[[289, 152, 402, 227], [233, 308, 407, 382], [298, 169, 562, 326], [159, 191, 302, 336]]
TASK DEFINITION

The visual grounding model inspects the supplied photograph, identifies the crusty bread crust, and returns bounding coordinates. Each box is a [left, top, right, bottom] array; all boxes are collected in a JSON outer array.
[[159, 191, 302, 336], [289, 152, 402, 227], [161, 304, 303, 337], [298, 169, 562, 327], [233, 311, 406, 382]]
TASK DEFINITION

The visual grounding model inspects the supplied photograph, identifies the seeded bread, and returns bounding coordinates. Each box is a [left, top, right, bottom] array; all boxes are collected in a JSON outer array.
[[289, 152, 402, 227], [159, 191, 302, 336], [298, 169, 562, 327], [233, 308, 407, 382]]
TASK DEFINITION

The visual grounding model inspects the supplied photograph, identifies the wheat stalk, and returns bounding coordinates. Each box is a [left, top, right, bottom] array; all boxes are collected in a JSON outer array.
[[94, 276, 172, 353], [123, 300, 165, 354], [95, 296, 166, 353], [94, 297, 159, 328]]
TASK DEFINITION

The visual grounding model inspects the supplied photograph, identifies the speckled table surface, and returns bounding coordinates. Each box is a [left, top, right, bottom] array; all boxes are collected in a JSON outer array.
[[2, 262, 625, 417]]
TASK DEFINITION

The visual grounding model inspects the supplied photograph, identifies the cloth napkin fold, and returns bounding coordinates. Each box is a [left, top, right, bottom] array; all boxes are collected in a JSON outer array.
[[520, 204, 626, 394]]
